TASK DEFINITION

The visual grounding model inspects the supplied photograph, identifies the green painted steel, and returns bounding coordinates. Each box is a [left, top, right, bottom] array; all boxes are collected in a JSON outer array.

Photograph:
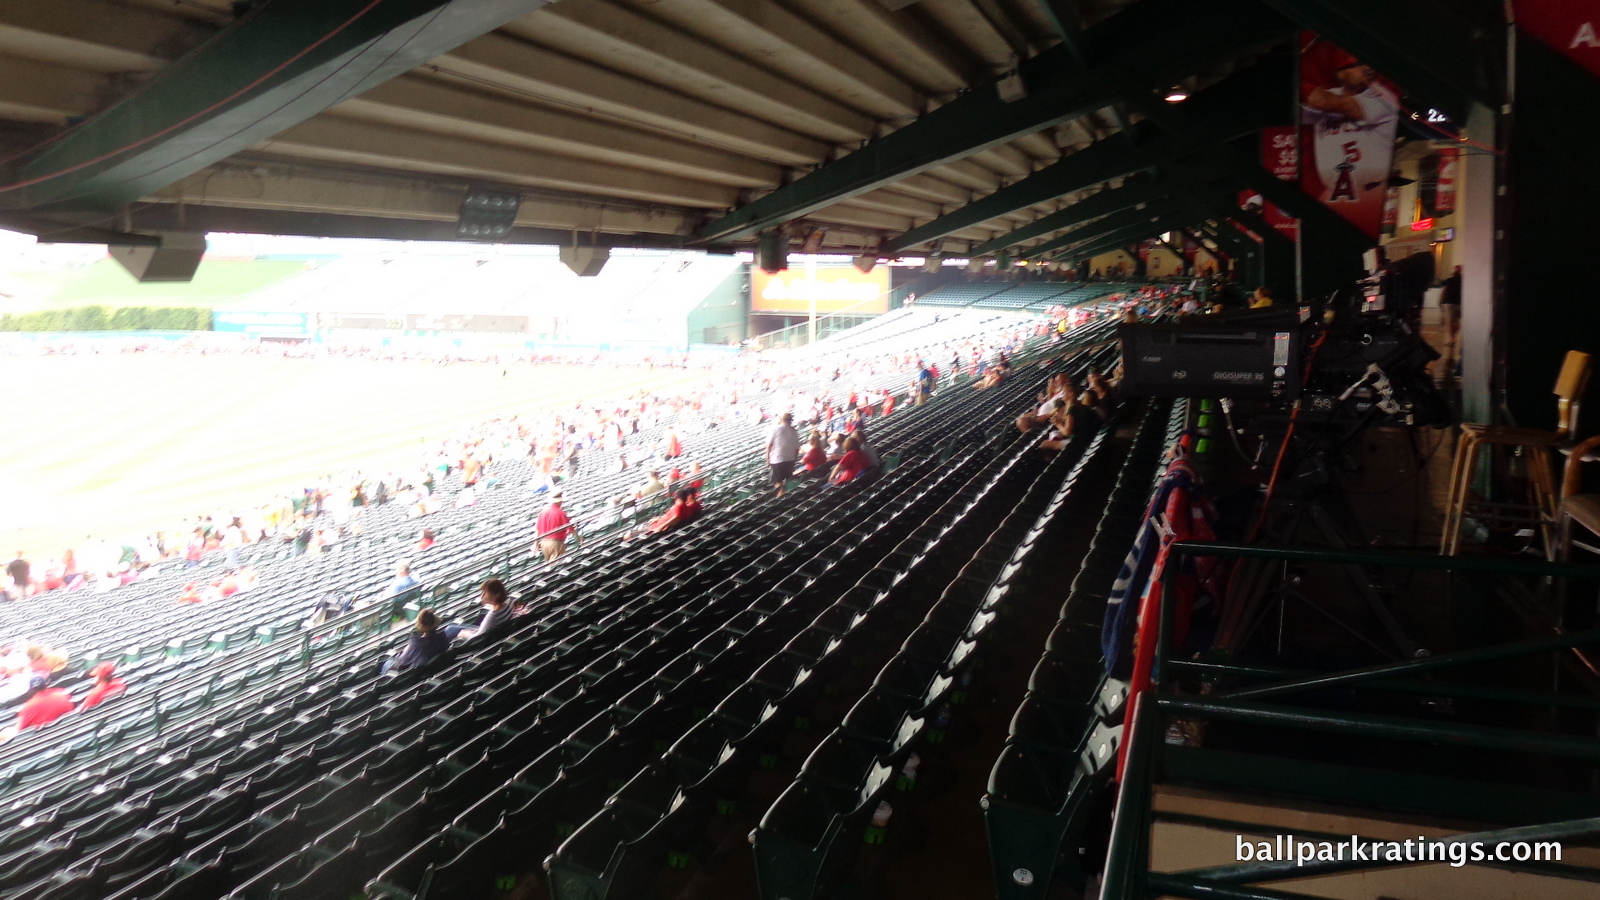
[[1053, 213, 1199, 267], [886, 140, 1159, 255], [1147, 874, 1326, 900], [885, 60, 1293, 256], [1029, 196, 1223, 259], [127, 204, 695, 250], [1156, 694, 1600, 762], [1096, 539, 1600, 897], [1163, 745, 1600, 828], [2, 0, 552, 212], [1168, 658, 1600, 712], [694, 0, 1296, 244], [1169, 540, 1600, 579], [966, 176, 1183, 258]]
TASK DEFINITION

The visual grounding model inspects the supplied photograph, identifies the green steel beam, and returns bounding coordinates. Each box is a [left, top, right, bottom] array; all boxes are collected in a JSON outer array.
[[1156, 695, 1600, 762], [966, 169, 1221, 258], [1167, 540, 1600, 579], [885, 139, 1157, 255], [1, 0, 553, 212], [886, 58, 1293, 256], [1025, 198, 1188, 258], [1147, 874, 1333, 900], [694, 0, 1295, 244], [0, 213, 161, 245], [128, 204, 698, 250], [1162, 745, 1600, 827], [1256, 0, 1495, 122], [1049, 210, 1200, 265], [1028, 193, 1225, 259], [1168, 658, 1600, 712], [1212, 627, 1600, 702], [1182, 227, 1228, 263]]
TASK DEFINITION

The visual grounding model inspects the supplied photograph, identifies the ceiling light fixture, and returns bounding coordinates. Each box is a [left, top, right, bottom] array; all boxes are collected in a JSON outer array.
[[1164, 86, 1189, 103]]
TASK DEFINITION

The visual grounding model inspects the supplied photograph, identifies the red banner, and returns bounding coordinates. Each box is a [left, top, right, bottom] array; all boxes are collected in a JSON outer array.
[[1380, 185, 1401, 236], [1262, 127, 1299, 181], [1435, 147, 1460, 213], [1299, 33, 1399, 240], [1516, 2, 1600, 79]]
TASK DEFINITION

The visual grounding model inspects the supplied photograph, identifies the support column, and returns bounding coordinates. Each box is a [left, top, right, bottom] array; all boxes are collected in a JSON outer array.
[[1457, 102, 1498, 425]]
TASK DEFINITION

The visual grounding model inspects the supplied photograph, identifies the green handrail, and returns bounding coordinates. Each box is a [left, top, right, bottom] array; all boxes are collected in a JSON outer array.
[[1099, 536, 1600, 897]]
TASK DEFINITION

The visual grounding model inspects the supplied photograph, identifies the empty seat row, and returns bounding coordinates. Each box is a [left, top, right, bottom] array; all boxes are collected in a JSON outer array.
[[982, 397, 1189, 900]]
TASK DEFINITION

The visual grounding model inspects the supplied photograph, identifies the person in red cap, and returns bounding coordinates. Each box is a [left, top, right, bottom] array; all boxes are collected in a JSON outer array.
[[79, 663, 125, 711], [15, 686, 73, 732]]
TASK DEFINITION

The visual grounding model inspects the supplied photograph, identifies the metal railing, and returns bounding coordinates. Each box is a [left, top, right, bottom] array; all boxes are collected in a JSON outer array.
[[1102, 542, 1600, 899]]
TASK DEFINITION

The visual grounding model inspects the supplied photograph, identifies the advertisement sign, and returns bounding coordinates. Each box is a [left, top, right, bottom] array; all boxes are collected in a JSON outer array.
[[1240, 126, 1300, 239], [1516, 1, 1600, 79], [1299, 33, 1400, 240], [212, 310, 310, 337], [750, 264, 890, 315], [1262, 126, 1300, 181]]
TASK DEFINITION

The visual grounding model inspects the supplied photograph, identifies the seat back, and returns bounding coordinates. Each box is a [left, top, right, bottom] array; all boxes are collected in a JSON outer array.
[[1554, 350, 1592, 437]]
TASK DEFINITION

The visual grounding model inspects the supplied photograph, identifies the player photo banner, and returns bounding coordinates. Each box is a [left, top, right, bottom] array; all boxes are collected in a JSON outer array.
[[1299, 33, 1400, 240], [1515, 1, 1600, 79]]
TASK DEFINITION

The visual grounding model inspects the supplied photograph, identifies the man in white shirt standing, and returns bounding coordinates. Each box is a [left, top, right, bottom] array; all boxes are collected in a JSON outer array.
[[766, 412, 801, 498]]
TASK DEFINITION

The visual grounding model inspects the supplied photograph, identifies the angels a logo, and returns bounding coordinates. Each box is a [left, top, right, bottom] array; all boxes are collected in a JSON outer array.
[[1329, 162, 1358, 202]]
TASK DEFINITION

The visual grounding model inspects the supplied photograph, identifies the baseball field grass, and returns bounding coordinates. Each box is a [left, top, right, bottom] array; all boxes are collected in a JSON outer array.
[[0, 352, 702, 559]]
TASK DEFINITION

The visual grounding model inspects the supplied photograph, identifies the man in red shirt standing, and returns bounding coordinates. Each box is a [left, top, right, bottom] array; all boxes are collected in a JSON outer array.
[[536, 492, 575, 562]]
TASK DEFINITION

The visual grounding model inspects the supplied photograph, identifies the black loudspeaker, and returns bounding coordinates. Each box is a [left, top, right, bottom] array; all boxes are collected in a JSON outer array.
[[559, 246, 610, 277], [757, 232, 788, 274], [109, 233, 206, 283]]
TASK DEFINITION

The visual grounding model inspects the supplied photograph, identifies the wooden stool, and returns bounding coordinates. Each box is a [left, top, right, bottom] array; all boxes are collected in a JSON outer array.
[[1441, 350, 1591, 557]]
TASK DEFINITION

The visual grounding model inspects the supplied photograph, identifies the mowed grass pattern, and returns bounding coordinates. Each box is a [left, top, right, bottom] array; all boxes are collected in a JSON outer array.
[[0, 354, 702, 556]]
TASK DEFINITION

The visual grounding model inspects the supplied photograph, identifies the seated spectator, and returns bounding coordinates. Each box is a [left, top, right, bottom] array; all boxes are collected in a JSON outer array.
[[1040, 385, 1103, 453], [1017, 374, 1071, 433], [645, 489, 697, 537], [857, 428, 883, 473], [13, 686, 74, 733], [444, 579, 513, 642], [1087, 368, 1114, 401], [619, 469, 666, 507], [79, 662, 125, 710], [385, 609, 450, 673], [801, 434, 828, 473], [26, 643, 67, 686], [831, 436, 871, 485], [416, 528, 436, 552], [1081, 388, 1112, 424], [386, 562, 422, 599]]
